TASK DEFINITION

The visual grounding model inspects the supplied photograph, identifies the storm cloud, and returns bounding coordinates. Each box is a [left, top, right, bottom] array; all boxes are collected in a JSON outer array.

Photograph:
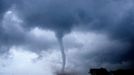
[[0, 0, 134, 75], [16, 0, 134, 67]]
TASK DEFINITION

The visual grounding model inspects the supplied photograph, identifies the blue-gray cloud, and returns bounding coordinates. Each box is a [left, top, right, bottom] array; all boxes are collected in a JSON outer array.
[[0, 0, 134, 70], [16, 0, 134, 66]]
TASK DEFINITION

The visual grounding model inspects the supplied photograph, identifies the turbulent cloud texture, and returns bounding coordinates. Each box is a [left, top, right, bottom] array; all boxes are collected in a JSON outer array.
[[0, 0, 134, 75], [18, 0, 134, 67]]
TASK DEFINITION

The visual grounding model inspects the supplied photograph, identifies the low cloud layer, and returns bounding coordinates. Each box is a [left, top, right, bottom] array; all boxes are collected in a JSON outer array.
[[0, 31, 131, 75]]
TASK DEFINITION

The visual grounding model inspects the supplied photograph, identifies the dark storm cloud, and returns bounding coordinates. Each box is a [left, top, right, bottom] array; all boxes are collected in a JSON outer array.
[[0, 0, 134, 69], [0, 0, 16, 19], [0, 9, 58, 54], [0, 0, 20, 52], [16, 0, 134, 66], [16, 0, 93, 37], [15, 0, 134, 40]]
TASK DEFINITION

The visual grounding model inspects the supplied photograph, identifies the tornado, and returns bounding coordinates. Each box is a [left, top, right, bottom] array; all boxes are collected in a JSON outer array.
[[59, 38, 66, 72], [57, 33, 66, 72]]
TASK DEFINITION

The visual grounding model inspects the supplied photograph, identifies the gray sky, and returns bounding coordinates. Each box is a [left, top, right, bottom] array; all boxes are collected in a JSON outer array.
[[0, 0, 134, 75]]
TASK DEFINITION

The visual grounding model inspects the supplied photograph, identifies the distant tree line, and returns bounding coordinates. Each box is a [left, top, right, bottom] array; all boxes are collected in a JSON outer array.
[[89, 68, 134, 75]]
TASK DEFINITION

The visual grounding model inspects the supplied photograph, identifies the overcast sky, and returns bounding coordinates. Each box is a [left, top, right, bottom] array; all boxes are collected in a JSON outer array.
[[0, 0, 134, 75]]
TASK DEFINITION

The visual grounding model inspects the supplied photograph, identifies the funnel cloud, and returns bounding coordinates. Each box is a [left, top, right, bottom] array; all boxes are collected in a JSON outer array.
[[57, 37, 66, 72]]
